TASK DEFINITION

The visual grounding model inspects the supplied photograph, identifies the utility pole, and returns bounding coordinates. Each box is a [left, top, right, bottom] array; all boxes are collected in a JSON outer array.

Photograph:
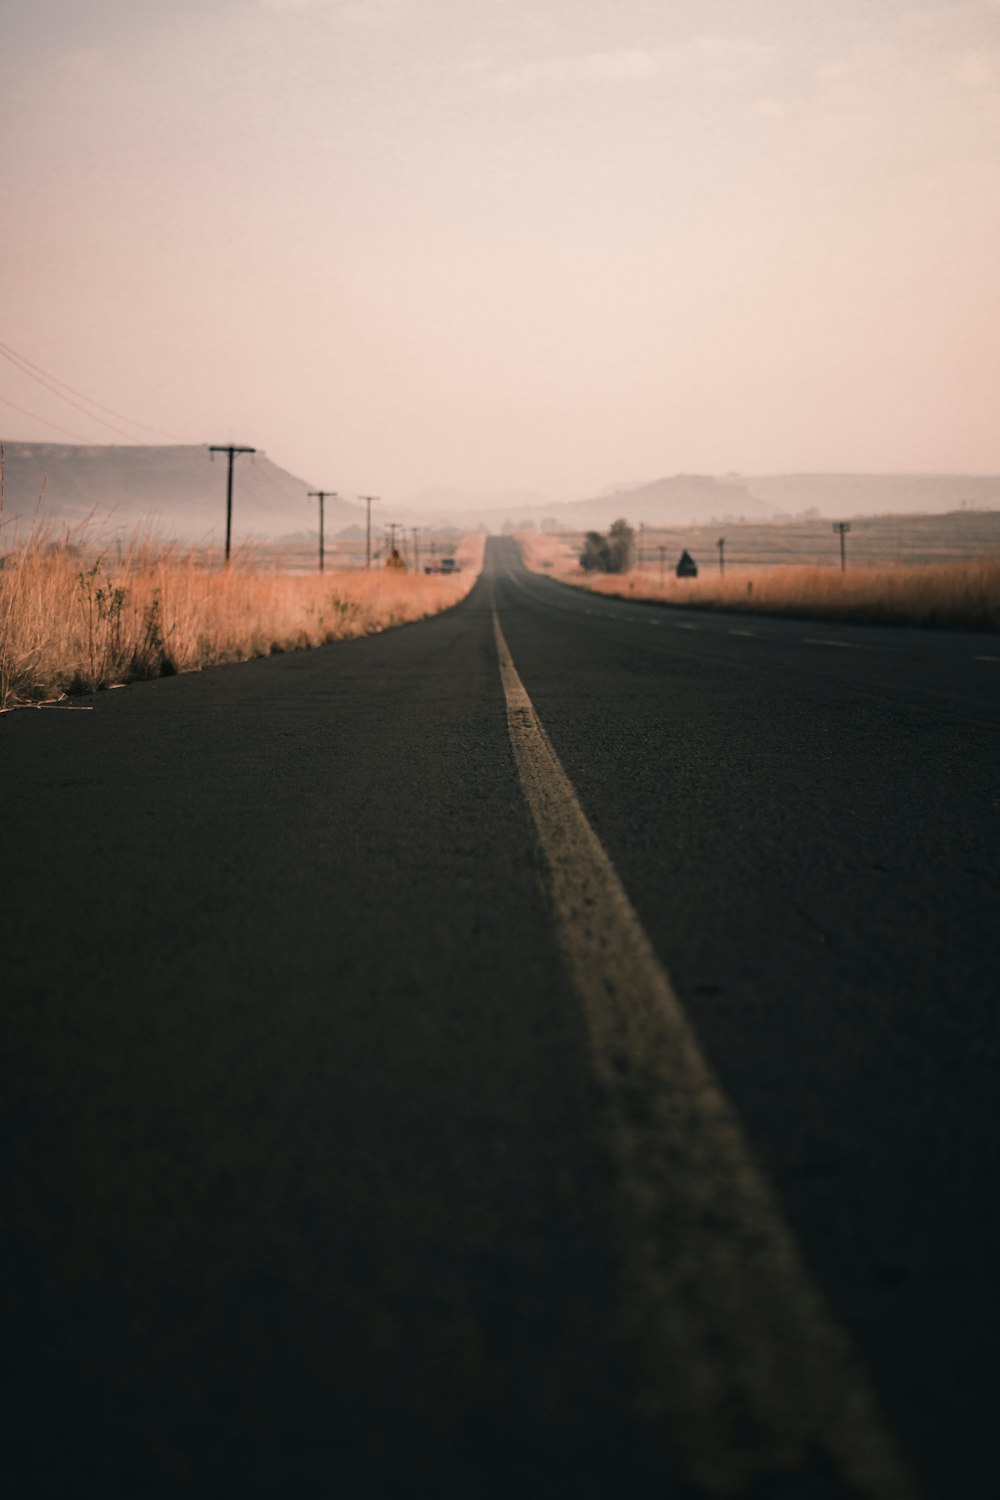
[[209, 446, 256, 563], [717, 536, 726, 575], [308, 490, 337, 574], [359, 496, 379, 568], [411, 527, 420, 573], [658, 545, 666, 585], [387, 522, 401, 560], [833, 521, 851, 572]]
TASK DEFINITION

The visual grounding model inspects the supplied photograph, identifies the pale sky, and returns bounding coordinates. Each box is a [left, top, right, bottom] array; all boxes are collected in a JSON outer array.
[[2, 0, 999, 502]]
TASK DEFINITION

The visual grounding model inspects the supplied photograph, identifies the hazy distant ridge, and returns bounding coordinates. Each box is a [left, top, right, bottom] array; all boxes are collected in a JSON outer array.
[[496, 473, 1000, 530], [560, 475, 779, 527], [2, 444, 997, 537], [0, 443, 363, 539], [740, 474, 1000, 517]]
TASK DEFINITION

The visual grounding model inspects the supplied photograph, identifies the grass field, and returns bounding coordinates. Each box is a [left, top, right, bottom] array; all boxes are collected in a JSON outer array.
[[519, 526, 1000, 631], [527, 508, 1000, 570], [0, 523, 485, 711], [216, 527, 471, 575]]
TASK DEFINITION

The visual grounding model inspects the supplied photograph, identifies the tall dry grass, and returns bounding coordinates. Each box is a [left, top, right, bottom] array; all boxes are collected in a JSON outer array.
[[0, 521, 484, 710], [518, 532, 1000, 631]]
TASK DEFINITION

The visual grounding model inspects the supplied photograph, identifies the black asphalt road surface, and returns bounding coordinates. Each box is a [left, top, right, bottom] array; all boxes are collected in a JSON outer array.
[[3, 537, 998, 1498]]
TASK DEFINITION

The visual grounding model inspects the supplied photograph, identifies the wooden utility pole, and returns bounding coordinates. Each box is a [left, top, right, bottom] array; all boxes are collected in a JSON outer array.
[[833, 521, 851, 572], [411, 527, 420, 572], [309, 491, 337, 573], [717, 536, 726, 575], [209, 445, 256, 563], [359, 496, 378, 568]]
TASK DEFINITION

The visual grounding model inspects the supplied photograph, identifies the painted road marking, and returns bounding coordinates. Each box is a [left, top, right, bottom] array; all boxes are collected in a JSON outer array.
[[493, 600, 914, 1500], [803, 637, 856, 648], [1, 706, 95, 714], [729, 629, 756, 638], [973, 654, 1000, 662], [674, 622, 698, 630]]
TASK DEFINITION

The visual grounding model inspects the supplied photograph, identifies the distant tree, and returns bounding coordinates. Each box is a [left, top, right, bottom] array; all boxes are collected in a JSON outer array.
[[606, 518, 635, 573], [580, 530, 611, 571], [580, 519, 635, 573]]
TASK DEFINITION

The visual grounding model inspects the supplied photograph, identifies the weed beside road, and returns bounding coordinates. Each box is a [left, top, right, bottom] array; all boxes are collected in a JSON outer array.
[[0, 524, 484, 710], [518, 532, 1000, 631]]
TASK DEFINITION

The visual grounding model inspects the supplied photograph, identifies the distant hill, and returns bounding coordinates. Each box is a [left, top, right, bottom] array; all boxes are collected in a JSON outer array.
[[4, 445, 996, 540], [740, 474, 1000, 518], [412, 475, 779, 531], [0, 443, 363, 539], [490, 473, 1000, 531], [560, 474, 781, 527], [537, 473, 1000, 529], [450, 475, 781, 531]]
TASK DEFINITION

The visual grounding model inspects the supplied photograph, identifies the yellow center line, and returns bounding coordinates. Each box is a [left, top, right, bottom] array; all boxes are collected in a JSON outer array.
[[492, 598, 916, 1499]]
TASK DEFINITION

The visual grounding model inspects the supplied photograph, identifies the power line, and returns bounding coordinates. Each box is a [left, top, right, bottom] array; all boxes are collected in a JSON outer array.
[[0, 391, 95, 443], [0, 338, 186, 443], [0, 344, 142, 443], [0, 337, 185, 440]]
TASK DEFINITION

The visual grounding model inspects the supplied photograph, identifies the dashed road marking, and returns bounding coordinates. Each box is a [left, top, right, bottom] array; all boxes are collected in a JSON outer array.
[[973, 654, 1000, 662], [803, 637, 857, 649], [492, 599, 914, 1499], [674, 622, 698, 630], [728, 629, 756, 638]]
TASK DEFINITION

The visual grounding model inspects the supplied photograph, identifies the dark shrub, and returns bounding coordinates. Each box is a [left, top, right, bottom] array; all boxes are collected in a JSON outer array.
[[580, 519, 634, 574]]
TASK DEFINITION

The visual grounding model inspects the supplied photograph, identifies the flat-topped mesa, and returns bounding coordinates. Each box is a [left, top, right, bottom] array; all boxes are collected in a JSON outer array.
[[0, 442, 364, 540]]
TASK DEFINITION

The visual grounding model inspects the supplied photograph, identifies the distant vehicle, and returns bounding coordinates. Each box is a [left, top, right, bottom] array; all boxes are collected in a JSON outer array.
[[440, 557, 459, 574]]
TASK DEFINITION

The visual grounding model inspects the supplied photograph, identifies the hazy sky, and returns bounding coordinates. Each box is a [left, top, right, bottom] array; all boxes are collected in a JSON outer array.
[[3, 0, 999, 501]]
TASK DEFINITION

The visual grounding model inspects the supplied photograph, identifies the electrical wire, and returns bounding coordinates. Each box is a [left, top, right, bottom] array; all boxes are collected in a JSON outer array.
[[0, 345, 141, 442], [0, 337, 187, 443], [0, 391, 95, 443]]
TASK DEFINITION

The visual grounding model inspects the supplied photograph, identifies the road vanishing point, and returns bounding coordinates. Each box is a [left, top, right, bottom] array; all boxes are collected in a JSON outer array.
[[3, 537, 998, 1498]]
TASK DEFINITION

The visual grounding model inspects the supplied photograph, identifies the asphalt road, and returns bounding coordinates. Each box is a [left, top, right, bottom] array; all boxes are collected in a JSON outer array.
[[3, 537, 997, 1498]]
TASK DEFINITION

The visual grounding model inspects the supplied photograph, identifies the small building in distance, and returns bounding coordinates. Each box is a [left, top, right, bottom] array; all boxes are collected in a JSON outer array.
[[676, 549, 698, 578]]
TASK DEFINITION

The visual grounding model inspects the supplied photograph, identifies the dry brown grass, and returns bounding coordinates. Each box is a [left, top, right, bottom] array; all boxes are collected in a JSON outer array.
[[0, 521, 485, 710], [518, 531, 1000, 631]]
